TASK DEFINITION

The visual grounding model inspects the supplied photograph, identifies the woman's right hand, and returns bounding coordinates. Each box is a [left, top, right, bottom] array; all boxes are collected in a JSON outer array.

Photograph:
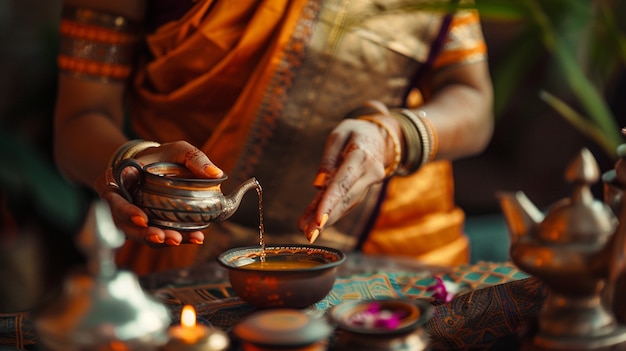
[[94, 140, 224, 247]]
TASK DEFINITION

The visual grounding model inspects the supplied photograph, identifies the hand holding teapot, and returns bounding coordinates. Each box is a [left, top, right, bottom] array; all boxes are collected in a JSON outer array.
[[97, 141, 257, 246]]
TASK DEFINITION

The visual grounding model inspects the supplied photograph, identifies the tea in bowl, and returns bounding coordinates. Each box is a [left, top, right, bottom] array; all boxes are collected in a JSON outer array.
[[217, 245, 345, 309]]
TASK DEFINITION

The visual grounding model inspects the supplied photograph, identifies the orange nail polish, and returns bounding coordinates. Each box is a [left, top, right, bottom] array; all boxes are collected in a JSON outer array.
[[190, 238, 204, 245], [147, 234, 164, 244], [319, 213, 329, 227], [131, 215, 148, 227], [313, 172, 328, 188], [204, 165, 223, 177], [309, 229, 320, 244], [165, 238, 180, 246]]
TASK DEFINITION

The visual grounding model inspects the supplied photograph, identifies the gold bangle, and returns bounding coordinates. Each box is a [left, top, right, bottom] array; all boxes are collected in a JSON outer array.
[[109, 139, 161, 168], [357, 116, 401, 177], [390, 112, 421, 175], [390, 109, 433, 175], [419, 111, 438, 161]]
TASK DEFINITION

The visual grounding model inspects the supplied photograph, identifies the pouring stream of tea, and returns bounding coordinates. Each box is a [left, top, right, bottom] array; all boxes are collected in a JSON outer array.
[[255, 180, 266, 262]]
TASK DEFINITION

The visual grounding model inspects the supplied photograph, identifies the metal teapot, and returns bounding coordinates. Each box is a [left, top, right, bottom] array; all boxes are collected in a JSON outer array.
[[114, 159, 260, 231], [36, 201, 171, 350], [498, 148, 626, 350]]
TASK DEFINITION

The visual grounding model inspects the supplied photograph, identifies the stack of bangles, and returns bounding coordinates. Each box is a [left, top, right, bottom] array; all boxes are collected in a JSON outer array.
[[389, 108, 438, 176], [350, 107, 438, 178], [108, 139, 161, 168]]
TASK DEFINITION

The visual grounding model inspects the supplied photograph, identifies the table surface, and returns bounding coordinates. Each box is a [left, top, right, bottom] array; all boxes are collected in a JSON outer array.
[[139, 253, 528, 350], [0, 254, 529, 351]]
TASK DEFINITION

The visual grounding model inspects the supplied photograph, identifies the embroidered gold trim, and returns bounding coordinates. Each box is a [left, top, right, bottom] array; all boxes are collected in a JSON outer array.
[[57, 4, 141, 82]]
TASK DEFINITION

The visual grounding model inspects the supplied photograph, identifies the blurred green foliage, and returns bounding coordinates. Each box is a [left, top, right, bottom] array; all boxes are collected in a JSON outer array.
[[478, 0, 625, 157]]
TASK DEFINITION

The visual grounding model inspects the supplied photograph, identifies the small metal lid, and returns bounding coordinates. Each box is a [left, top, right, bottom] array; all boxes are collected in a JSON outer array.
[[233, 309, 332, 347]]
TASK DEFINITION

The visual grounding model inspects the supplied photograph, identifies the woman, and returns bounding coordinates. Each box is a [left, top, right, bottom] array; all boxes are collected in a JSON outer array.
[[54, 0, 493, 275]]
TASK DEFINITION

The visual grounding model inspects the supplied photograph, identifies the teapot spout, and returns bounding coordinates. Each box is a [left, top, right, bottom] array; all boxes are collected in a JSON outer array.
[[497, 191, 544, 244], [218, 177, 261, 221]]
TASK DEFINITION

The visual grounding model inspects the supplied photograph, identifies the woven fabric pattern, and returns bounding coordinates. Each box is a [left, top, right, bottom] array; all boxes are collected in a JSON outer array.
[[0, 261, 543, 350], [149, 260, 540, 349]]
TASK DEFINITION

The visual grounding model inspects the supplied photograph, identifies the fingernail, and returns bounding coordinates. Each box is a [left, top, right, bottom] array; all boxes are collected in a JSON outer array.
[[131, 215, 148, 227], [204, 164, 223, 177], [309, 229, 320, 244], [319, 213, 329, 227], [190, 238, 204, 245], [147, 234, 164, 244], [313, 172, 328, 188], [165, 238, 180, 246]]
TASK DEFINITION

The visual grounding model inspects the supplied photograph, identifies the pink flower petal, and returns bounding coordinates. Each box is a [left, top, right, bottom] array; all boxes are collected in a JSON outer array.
[[427, 276, 460, 303]]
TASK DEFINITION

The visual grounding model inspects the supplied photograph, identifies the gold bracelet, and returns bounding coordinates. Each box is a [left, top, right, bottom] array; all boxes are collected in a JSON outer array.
[[109, 139, 161, 168], [390, 111, 422, 175], [357, 116, 401, 177], [418, 111, 438, 161], [390, 109, 433, 176]]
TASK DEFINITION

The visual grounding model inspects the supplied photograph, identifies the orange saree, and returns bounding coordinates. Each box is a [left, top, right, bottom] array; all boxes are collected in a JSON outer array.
[[116, 0, 488, 275], [117, 0, 315, 275]]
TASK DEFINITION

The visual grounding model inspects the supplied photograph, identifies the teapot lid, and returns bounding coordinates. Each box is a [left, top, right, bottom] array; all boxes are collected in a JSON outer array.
[[537, 148, 617, 244]]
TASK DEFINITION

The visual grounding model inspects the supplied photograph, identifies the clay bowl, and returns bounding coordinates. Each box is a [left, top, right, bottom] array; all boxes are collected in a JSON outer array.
[[217, 245, 345, 309]]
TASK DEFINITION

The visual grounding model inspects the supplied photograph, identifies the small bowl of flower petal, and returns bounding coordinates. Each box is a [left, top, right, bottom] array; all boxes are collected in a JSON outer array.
[[217, 245, 345, 309], [329, 299, 433, 335]]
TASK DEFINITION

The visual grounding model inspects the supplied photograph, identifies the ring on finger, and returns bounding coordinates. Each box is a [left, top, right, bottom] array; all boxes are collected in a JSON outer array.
[[105, 167, 121, 189]]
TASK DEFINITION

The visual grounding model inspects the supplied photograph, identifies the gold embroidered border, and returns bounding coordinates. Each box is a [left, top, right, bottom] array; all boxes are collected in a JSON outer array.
[[57, 4, 141, 82]]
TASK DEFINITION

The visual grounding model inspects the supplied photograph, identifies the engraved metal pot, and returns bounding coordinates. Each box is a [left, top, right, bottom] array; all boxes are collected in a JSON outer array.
[[114, 159, 259, 231]]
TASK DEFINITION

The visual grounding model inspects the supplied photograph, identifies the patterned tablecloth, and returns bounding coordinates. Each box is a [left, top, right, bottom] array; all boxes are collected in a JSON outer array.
[[145, 254, 544, 350], [0, 254, 546, 350], [148, 256, 529, 329]]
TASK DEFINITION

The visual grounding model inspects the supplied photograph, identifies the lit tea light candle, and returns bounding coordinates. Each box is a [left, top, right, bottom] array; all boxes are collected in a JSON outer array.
[[163, 305, 229, 351]]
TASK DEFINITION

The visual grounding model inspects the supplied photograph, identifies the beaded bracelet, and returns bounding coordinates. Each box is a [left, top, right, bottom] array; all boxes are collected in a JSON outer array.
[[357, 116, 402, 177], [109, 139, 161, 168], [390, 109, 436, 176]]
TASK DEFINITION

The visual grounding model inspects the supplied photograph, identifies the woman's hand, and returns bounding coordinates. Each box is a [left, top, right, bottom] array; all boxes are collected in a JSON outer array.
[[94, 140, 223, 247], [298, 102, 401, 243]]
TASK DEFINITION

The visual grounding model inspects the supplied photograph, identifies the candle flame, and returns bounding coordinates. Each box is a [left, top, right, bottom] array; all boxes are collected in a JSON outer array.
[[181, 305, 197, 328]]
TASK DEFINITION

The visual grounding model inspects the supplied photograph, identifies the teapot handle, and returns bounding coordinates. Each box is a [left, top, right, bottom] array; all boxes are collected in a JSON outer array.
[[113, 159, 143, 203]]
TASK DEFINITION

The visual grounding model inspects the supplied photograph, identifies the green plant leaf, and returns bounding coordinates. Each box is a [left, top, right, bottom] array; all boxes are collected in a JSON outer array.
[[526, 0, 622, 155], [474, 0, 532, 21], [540, 90, 617, 157]]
